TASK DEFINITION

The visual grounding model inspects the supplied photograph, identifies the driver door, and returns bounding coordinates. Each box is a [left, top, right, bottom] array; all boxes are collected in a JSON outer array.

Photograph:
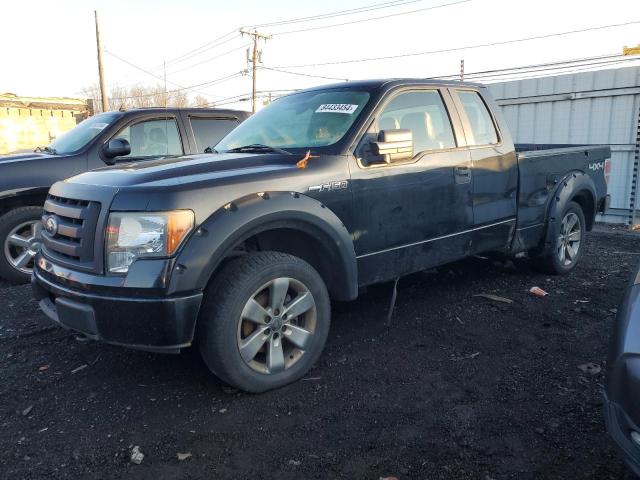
[[107, 116, 184, 163], [350, 88, 474, 285]]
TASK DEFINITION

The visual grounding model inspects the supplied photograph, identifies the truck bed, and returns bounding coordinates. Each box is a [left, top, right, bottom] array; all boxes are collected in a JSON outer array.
[[514, 143, 610, 241]]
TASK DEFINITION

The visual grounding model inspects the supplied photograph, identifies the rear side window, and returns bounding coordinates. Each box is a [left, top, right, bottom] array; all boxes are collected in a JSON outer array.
[[457, 91, 499, 146], [190, 117, 239, 152]]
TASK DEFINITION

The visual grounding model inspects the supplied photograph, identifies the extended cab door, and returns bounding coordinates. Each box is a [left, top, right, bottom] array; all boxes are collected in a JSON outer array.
[[350, 88, 474, 285], [449, 88, 518, 253]]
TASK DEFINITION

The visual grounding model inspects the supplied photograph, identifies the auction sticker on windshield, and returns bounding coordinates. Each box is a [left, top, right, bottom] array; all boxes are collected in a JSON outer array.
[[316, 104, 359, 114]]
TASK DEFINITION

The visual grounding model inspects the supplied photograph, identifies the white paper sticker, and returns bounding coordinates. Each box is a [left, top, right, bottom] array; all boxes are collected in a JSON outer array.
[[89, 123, 109, 130], [315, 104, 359, 114]]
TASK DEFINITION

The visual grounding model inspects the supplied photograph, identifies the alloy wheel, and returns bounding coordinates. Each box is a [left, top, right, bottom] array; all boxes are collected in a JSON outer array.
[[3, 220, 43, 275], [236, 277, 317, 374], [556, 212, 581, 267]]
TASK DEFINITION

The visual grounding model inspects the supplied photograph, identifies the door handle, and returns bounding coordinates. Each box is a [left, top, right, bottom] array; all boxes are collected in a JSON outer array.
[[454, 165, 471, 184]]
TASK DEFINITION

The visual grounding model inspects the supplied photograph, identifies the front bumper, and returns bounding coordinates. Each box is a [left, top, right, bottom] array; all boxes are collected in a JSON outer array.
[[603, 393, 640, 476], [32, 259, 202, 353]]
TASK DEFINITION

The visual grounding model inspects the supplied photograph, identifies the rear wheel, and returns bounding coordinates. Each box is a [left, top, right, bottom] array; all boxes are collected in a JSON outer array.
[[0, 206, 44, 284], [534, 201, 585, 274], [198, 252, 330, 393]]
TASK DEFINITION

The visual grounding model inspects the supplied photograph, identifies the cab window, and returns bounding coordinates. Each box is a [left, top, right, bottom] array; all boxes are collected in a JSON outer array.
[[190, 117, 239, 153], [113, 118, 183, 158], [378, 90, 456, 154], [456, 91, 499, 146]]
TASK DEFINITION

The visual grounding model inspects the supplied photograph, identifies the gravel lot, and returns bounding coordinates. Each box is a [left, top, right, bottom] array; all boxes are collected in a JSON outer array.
[[1, 229, 638, 480]]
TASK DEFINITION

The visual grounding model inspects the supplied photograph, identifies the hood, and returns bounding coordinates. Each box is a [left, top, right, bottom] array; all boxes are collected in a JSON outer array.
[[66, 152, 301, 189], [0, 152, 58, 163]]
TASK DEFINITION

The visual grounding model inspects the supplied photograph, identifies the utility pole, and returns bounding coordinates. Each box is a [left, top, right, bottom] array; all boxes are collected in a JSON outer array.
[[460, 59, 465, 81], [240, 29, 271, 112], [94, 10, 108, 112], [163, 61, 167, 107]]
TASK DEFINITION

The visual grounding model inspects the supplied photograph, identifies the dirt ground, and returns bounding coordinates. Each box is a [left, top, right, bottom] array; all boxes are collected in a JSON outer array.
[[1, 229, 638, 480]]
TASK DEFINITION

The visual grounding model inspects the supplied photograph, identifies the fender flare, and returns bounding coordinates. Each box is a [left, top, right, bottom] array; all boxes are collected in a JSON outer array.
[[539, 170, 596, 253], [0, 187, 50, 212], [168, 191, 358, 301]]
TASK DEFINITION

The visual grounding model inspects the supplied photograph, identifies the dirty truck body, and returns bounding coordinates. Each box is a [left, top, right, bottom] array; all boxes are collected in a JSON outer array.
[[32, 79, 610, 392]]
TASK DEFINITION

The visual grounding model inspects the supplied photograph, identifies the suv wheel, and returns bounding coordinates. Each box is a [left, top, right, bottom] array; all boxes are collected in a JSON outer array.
[[198, 252, 330, 393], [534, 201, 586, 275], [0, 207, 44, 284]]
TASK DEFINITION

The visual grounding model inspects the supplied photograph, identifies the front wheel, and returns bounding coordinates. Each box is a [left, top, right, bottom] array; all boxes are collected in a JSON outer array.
[[198, 252, 330, 393], [0, 206, 44, 284], [534, 201, 586, 275]]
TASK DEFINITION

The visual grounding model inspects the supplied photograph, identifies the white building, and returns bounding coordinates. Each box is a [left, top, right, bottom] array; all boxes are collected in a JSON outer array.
[[488, 66, 640, 225]]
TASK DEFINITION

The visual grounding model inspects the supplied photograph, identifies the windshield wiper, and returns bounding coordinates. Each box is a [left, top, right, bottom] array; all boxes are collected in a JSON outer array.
[[224, 144, 290, 155], [204, 146, 218, 154]]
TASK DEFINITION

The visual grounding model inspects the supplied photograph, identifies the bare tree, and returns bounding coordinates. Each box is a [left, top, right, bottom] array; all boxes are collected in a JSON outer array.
[[80, 83, 197, 112], [193, 95, 210, 108]]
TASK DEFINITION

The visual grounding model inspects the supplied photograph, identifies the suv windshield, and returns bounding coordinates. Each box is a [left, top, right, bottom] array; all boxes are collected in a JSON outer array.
[[216, 89, 370, 152], [47, 112, 120, 155]]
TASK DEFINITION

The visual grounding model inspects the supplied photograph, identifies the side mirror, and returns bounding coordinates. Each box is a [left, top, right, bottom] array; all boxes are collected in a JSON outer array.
[[102, 138, 131, 163], [369, 129, 413, 164]]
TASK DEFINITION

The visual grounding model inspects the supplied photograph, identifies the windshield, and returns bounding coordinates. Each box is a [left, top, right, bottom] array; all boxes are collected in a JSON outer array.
[[216, 89, 370, 152], [48, 112, 120, 155]]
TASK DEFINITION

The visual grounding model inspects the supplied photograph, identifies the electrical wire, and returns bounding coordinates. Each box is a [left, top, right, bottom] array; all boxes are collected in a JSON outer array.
[[272, 0, 470, 36], [108, 71, 244, 101], [249, 0, 424, 28], [274, 19, 640, 68], [261, 66, 349, 82], [165, 43, 250, 76], [157, 29, 239, 69], [104, 49, 188, 89]]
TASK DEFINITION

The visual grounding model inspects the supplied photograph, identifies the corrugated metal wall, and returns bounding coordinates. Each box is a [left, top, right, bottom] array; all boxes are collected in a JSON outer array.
[[488, 66, 640, 223]]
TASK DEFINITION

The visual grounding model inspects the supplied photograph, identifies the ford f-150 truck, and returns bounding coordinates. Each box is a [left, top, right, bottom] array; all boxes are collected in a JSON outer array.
[[0, 107, 249, 283], [32, 80, 610, 392]]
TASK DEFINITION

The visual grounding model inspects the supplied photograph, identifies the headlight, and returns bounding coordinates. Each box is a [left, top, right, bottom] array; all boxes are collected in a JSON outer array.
[[105, 210, 194, 274]]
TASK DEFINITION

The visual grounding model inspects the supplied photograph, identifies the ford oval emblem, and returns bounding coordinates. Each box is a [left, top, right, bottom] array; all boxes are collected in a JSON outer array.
[[44, 215, 58, 236]]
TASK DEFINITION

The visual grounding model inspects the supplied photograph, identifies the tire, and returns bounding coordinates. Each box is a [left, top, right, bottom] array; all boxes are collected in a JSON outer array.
[[0, 206, 44, 284], [198, 251, 331, 393], [534, 201, 586, 275]]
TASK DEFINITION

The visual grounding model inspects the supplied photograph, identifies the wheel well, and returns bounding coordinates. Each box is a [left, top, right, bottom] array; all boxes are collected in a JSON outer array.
[[218, 227, 346, 300], [0, 192, 47, 216], [571, 190, 595, 230]]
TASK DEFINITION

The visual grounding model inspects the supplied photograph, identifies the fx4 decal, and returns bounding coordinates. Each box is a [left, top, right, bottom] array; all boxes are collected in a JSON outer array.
[[308, 180, 349, 193]]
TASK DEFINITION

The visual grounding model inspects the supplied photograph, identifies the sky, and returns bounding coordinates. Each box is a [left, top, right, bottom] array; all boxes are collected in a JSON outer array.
[[2, 0, 639, 110]]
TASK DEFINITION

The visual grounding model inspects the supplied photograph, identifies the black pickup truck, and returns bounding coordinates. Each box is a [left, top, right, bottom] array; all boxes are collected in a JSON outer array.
[[32, 80, 610, 392], [0, 107, 249, 283]]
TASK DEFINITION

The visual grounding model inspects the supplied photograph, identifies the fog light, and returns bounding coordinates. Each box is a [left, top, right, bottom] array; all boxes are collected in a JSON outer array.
[[631, 431, 640, 447]]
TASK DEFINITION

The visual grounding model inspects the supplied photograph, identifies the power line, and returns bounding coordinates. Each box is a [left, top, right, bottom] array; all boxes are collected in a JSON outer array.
[[261, 66, 349, 82], [462, 57, 640, 81], [469, 58, 640, 83], [105, 49, 188, 89], [108, 71, 244, 101], [158, 29, 239, 69], [274, 19, 640, 68], [433, 52, 623, 79], [249, 0, 423, 28], [272, 0, 470, 36], [164, 43, 250, 75]]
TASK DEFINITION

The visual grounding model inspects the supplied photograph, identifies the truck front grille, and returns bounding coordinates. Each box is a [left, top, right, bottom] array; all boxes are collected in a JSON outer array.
[[41, 194, 101, 267]]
